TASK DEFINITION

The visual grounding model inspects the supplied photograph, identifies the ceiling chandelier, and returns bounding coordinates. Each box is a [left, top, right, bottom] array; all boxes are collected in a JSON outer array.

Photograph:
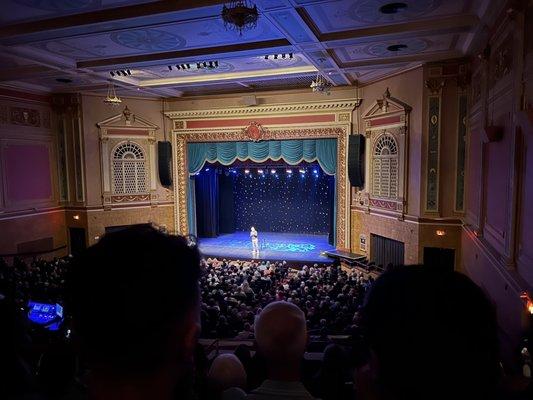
[[103, 82, 122, 106], [310, 72, 332, 95], [221, 1, 259, 36]]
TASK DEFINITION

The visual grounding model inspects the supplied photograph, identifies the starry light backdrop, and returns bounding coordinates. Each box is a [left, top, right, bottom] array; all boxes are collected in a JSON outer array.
[[220, 162, 334, 235]]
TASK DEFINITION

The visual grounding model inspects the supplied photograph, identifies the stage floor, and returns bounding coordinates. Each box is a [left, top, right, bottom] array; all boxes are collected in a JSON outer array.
[[198, 231, 335, 263]]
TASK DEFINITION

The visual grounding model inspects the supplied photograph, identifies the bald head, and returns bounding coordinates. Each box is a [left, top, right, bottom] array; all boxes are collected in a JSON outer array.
[[208, 354, 246, 392], [254, 301, 307, 362]]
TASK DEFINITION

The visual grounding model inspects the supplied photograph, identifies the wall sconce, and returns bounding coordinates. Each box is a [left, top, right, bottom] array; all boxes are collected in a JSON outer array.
[[520, 292, 533, 315], [73, 215, 80, 220], [435, 229, 446, 236]]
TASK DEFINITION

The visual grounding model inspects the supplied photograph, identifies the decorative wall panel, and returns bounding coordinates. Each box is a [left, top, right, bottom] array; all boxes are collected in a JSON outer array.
[[455, 93, 467, 212], [425, 79, 444, 212]]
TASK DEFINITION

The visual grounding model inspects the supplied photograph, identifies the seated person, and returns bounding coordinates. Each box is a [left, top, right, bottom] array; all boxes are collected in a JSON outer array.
[[356, 266, 502, 400], [67, 225, 201, 400]]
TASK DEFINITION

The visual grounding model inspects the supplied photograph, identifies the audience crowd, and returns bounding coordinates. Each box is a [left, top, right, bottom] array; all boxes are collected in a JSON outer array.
[[200, 258, 372, 339], [0, 225, 531, 400]]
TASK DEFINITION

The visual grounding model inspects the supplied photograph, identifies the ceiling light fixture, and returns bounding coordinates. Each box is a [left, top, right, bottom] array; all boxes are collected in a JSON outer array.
[[310, 72, 332, 95], [264, 53, 293, 60], [103, 82, 122, 107], [109, 69, 132, 77], [222, 1, 259, 36], [196, 60, 219, 70]]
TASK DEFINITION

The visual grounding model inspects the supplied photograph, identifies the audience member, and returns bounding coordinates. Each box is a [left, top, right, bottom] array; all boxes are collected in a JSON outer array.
[[357, 266, 502, 400], [309, 343, 352, 400], [242, 301, 315, 399], [67, 225, 201, 400], [208, 354, 247, 400]]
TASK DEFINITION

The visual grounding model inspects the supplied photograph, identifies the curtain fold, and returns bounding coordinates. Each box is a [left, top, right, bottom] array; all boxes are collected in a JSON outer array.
[[187, 138, 337, 175]]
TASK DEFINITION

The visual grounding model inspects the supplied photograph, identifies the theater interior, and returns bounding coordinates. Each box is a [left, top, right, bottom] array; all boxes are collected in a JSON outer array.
[[0, 1, 532, 398]]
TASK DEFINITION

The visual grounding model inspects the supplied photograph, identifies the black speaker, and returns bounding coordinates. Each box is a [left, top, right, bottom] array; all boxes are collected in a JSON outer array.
[[158, 141, 172, 187], [348, 134, 365, 187]]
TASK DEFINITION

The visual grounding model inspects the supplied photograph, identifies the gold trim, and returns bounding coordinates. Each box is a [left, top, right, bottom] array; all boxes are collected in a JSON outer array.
[[173, 127, 348, 248]]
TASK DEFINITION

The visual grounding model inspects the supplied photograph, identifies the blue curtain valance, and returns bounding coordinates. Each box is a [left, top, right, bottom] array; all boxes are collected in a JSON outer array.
[[187, 138, 337, 175]]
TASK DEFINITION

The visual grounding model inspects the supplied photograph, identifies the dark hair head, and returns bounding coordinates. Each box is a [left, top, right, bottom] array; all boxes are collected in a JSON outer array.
[[67, 225, 201, 374], [361, 266, 501, 400]]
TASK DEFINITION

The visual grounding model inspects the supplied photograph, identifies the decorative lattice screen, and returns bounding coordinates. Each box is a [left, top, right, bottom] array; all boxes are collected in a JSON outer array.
[[112, 142, 147, 194], [372, 134, 398, 199]]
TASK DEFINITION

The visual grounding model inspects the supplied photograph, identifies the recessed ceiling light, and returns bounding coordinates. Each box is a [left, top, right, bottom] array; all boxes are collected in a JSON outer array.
[[387, 44, 408, 52], [379, 2, 408, 14], [56, 78, 72, 83]]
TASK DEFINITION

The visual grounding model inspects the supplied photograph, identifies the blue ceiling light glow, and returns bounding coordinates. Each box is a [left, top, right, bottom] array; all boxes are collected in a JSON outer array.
[[271, 169, 276, 174], [286, 169, 292, 174], [244, 169, 250, 174]]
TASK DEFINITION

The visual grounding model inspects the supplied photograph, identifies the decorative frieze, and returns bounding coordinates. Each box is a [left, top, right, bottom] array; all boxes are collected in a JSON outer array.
[[10, 107, 41, 127]]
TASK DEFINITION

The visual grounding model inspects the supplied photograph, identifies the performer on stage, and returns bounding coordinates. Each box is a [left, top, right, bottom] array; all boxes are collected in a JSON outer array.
[[250, 226, 259, 253]]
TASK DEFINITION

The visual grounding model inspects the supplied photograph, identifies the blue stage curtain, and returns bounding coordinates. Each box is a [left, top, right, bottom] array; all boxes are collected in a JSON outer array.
[[194, 169, 219, 237], [187, 138, 337, 175]]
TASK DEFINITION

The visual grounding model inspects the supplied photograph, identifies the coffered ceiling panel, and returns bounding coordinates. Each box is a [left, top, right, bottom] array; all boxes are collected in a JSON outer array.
[[333, 33, 455, 63], [0, 0, 505, 97], [302, 0, 471, 33], [0, 0, 159, 24]]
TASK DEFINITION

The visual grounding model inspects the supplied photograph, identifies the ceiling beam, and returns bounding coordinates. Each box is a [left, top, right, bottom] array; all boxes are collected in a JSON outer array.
[[296, 10, 478, 42], [0, 0, 226, 38], [77, 39, 292, 68]]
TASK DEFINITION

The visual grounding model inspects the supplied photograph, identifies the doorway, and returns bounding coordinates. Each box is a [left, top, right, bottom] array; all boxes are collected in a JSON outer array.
[[423, 247, 455, 271], [69, 227, 86, 256]]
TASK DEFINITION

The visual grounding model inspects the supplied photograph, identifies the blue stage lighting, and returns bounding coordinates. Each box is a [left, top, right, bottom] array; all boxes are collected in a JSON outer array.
[[271, 169, 276, 174], [244, 169, 250, 174], [286, 169, 292, 174]]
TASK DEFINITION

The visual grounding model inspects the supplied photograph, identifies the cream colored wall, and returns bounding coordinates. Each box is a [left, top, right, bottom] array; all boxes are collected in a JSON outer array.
[[81, 94, 173, 208], [358, 67, 424, 217]]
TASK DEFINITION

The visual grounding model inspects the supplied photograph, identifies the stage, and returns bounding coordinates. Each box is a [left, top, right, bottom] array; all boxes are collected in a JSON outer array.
[[198, 231, 335, 263]]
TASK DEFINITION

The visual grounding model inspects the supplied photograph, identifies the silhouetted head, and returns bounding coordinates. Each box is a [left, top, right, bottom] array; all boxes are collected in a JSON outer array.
[[360, 266, 501, 400], [67, 225, 201, 378]]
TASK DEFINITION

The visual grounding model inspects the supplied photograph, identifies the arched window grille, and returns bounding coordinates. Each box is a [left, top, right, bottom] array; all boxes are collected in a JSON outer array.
[[112, 142, 147, 194], [372, 134, 399, 199]]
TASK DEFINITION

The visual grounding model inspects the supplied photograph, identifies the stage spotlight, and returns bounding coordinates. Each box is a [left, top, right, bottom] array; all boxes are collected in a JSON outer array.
[[205, 168, 210, 171], [244, 169, 250, 174], [299, 168, 306, 174], [313, 169, 318, 174], [258, 169, 264, 174], [271, 169, 276, 174], [286, 169, 292, 174]]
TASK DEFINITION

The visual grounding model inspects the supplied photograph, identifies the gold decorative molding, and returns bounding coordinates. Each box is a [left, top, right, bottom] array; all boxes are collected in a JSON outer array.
[[173, 127, 348, 248], [164, 100, 360, 120]]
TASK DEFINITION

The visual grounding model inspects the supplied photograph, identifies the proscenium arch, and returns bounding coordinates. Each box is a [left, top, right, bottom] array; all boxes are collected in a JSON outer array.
[[172, 127, 349, 249]]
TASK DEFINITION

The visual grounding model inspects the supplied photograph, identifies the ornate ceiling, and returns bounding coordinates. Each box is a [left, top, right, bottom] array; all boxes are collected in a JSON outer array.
[[0, 0, 505, 97]]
